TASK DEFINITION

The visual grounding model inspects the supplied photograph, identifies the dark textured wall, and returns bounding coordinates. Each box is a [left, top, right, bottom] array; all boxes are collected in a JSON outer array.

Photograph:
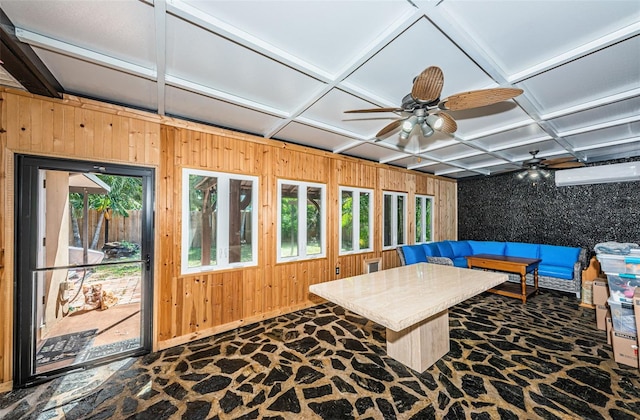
[[458, 159, 640, 259]]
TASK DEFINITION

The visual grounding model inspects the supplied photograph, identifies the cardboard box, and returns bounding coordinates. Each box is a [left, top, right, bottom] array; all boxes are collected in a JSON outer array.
[[596, 304, 608, 331], [606, 310, 612, 345], [593, 279, 609, 306], [611, 330, 639, 368]]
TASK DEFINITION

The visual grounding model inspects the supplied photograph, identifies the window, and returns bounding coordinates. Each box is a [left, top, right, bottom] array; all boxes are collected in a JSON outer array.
[[383, 191, 407, 249], [415, 195, 434, 243], [182, 169, 258, 273], [339, 186, 373, 255], [278, 180, 326, 262]]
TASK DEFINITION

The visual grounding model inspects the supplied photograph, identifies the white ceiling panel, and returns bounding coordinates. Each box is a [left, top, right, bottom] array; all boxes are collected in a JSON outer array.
[[165, 86, 284, 136], [520, 37, 640, 113], [3, 0, 156, 68], [438, 0, 640, 76], [582, 141, 640, 162], [450, 103, 533, 139], [346, 143, 402, 163], [345, 17, 494, 104], [565, 121, 640, 151], [274, 122, 358, 152], [2, 0, 639, 180], [34, 48, 157, 111], [472, 124, 550, 151], [500, 140, 569, 162], [450, 154, 509, 170], [300, 89, 397, 139], [424, 143, 482, 161], [179, 0, 415, 75], [166, 15, 324, 113], [548, 96, 640, 134]]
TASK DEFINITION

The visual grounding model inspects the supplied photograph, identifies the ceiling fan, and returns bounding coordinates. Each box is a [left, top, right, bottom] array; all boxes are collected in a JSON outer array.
[[345, 66, 523, 141], [517, 150, 586, 180]]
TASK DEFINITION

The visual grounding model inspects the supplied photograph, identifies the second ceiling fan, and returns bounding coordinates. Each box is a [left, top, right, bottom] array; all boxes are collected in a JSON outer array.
[[345, 66, 524, 140]]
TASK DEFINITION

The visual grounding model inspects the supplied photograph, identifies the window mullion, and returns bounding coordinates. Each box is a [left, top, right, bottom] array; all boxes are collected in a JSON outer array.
[[299, 186, 307, 257], [353, 191, 360, 251], [217, 176, 230, 266]]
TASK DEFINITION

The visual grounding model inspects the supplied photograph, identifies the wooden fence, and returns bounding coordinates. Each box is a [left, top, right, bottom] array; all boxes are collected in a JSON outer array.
[[71, 209, 142, 250]]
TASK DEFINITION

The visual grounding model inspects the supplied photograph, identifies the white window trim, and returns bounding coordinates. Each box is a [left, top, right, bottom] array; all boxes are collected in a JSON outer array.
[[338, 186, 374, 256], [415, 194, 434, 244], [382, 191, 408, 250], [277, 179, 326, 263], [181, 168, 259, 274]]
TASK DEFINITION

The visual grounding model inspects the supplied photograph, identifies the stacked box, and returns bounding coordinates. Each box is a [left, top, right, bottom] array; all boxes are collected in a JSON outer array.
[[606, 273, 640, 303], [605, 310, 612, 345], [608, 297, 636, 334], [593, 279, 609, 331], [593, 279, 609, 305], [596, 250, 640, 274], [611, 331, 639, 368]]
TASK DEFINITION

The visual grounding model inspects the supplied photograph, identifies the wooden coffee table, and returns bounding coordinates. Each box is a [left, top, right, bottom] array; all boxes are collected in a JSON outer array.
[[466, 254, 541, 303], [309, 263, 507, 372]]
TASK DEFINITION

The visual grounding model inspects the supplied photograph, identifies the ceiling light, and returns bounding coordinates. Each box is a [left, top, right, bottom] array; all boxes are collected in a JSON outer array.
[[420, 122, 434, 137], [426, 114, 444, 130], [401, 116, 418, 133]]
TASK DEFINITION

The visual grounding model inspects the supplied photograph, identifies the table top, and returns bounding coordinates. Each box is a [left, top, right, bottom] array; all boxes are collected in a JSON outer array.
[[309, 263, 508, 332], [467, 254, 541, 266]]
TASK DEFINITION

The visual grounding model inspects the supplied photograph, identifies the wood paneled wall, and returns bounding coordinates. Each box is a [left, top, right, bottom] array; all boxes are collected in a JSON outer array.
[[0, 88, 457, 388]]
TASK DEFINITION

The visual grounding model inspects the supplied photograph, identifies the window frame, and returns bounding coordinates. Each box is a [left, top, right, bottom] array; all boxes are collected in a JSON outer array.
[[415, 194, 434, 244], [181, 168, 259, 274], [277, 179, 327, 263], [382, 191, 408, 250], [338, 186, 374, 256]]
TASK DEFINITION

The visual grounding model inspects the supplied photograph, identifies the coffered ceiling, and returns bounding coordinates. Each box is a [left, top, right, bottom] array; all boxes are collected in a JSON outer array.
[[1, 0, 639, 178]]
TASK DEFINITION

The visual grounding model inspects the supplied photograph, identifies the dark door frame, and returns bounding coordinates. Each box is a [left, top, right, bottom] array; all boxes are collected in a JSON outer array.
[[14, 154, 155, 388]]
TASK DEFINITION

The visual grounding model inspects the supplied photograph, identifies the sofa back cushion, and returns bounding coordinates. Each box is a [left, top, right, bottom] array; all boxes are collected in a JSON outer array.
[[539, 244, 581, 268], [402, 245, 427, 264], [422, 243, 440, 257], [435, 241, 455, 258], [449, 241, 473, 258], [468, 240, 506, 256], [505, 242, 540, 259]]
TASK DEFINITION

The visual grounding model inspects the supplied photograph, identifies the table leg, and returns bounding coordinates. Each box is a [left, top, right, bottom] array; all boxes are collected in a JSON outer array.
[[534, 268, 539, 291], [520, 271, 527, 303], [386, 309, 449, 372]]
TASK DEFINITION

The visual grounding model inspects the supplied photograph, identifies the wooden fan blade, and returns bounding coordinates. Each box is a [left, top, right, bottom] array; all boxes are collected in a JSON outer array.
[[439, 88, 523, 111], [541, 156, 575, 166], [411, 66, 444, 103], [548, 161, 586, 169], [345, 107, 403, 113], [376, 119, 404, 138], [436, 112, 457, 134]]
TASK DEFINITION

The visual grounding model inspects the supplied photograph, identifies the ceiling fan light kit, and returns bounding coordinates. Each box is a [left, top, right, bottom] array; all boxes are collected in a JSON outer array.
[[517, 150, 586, 182], [345, 66, 523, 143]]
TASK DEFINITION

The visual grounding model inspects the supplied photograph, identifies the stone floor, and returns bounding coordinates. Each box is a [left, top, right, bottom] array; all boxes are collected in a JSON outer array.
[[2, 289, 640, 419]]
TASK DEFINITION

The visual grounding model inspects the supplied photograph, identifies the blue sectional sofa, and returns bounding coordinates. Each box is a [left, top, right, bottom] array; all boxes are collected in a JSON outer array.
[[397, 240, 586, 298]]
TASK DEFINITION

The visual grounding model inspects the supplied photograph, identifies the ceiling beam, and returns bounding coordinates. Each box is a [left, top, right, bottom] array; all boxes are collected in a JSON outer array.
[[154, 0, 167, 116], [0, 8, 61, 97]]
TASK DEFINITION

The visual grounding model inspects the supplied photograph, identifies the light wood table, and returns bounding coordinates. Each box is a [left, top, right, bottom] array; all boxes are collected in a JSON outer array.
[[309, 263, 507, 372], [466, 254, 541, 303]]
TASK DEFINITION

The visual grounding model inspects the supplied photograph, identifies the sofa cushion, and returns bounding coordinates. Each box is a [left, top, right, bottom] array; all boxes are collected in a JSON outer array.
[[450, 241, 473, 258], [452, 257, 468, 268], [505, 242, 540, 259], [435, 241, 455, 258], [402, 245, 427, 265], [468, 240, 506, 256], [538, 264, 574, 280], [539, 244, 581, 268], [422, 243, 440, 257]]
